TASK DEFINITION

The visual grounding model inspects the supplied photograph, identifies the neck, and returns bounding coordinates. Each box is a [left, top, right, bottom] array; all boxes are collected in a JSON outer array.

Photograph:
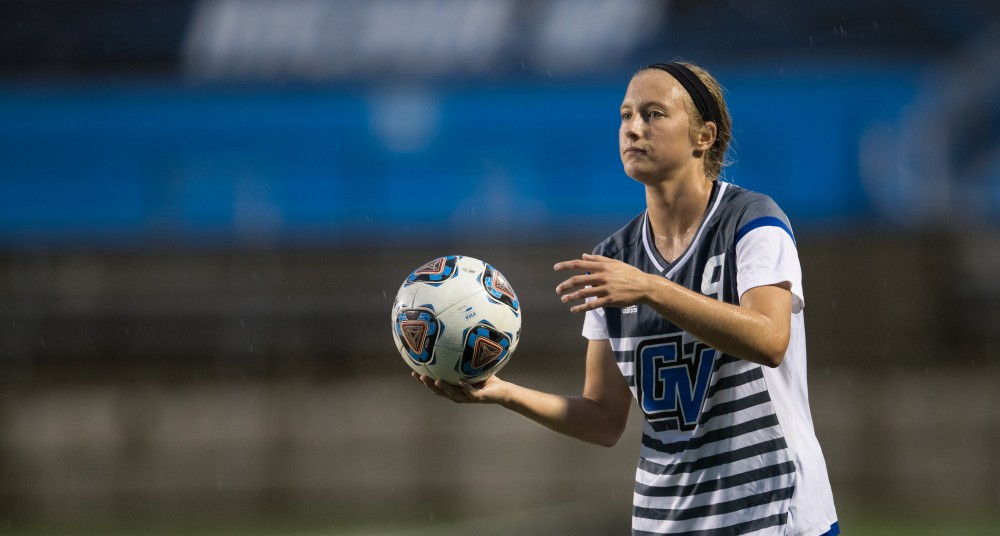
[[644, 176, 715, 238], [641, 175, 715, 264]]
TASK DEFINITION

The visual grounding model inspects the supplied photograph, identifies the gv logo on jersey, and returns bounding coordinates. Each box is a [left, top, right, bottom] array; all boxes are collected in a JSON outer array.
[[635, 334, 717, 432]]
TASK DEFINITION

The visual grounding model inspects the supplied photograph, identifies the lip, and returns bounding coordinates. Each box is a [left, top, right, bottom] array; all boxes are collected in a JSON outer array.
[[623, 146, 646, 156]]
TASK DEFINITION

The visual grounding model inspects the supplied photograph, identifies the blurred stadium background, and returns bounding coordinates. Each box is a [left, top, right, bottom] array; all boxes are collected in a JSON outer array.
[[1, 1, 999, 534]]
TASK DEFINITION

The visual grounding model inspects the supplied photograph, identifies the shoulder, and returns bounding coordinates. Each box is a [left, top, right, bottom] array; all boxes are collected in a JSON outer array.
[[719, 182, 787, 221], [718, 182, 794, 244], [592, 211, 645, 259]]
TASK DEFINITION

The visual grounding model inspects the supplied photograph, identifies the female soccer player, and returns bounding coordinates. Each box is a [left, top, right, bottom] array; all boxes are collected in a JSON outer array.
[[413, 61, 839, 535]]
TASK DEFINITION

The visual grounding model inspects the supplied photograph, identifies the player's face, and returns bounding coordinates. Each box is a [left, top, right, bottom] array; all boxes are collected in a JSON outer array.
[[619, 70, 699, 184]]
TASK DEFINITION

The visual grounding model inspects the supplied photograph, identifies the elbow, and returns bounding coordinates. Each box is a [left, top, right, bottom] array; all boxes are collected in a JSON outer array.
[[743, 337, 788, 368], [734, 347, 785, 368], [587, 416, 627, 448], [593, 429, 624, 448], [579, 394, 630, 448], [598, 419, 629, 448], [757, 328, 790, 368], [756, 340, 788, 368], [760, 351, 784, 369]]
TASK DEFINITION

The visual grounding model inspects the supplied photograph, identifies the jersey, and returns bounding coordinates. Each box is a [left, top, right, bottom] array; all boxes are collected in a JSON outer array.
[[582, 181, 838, 535]]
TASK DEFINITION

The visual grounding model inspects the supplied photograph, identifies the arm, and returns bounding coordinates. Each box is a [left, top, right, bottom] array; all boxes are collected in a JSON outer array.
[[554, 254, 791, 368], [412, 338, 632, 447]]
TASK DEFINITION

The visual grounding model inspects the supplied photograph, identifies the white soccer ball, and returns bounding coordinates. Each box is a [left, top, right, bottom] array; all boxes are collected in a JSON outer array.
[[391, 255, 521, 385]]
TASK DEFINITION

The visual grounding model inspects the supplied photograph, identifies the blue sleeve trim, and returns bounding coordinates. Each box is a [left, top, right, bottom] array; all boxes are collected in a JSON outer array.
[[735, 216, 796, 246], [820, 521, 840, 536]]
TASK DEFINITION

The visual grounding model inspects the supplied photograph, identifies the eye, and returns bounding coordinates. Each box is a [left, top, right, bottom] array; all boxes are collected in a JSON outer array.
[[621, 112, 632, 121], [647, 110, 664, 119]]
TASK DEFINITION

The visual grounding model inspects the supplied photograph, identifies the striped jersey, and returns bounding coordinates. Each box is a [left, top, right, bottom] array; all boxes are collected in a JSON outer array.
[[582, 181, 838, 535]]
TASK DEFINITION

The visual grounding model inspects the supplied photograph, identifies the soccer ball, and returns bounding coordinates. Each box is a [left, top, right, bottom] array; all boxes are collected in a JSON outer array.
[[391, 255, 521, 385]]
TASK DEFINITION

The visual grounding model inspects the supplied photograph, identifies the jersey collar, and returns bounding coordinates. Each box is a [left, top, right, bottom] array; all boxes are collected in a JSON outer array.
[[641, 180, 728, 278]]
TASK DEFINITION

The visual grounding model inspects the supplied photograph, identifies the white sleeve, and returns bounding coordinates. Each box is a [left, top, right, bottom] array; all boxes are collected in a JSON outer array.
[[581, 298, 609, 340], [735, 226, 805, 313]]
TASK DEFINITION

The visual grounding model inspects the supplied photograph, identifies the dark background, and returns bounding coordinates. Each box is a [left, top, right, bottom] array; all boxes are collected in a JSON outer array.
[[1, 1, 999, 533]]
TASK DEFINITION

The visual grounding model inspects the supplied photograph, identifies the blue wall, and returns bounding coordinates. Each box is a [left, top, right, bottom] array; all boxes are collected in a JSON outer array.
[[0, 67, 919, 249]]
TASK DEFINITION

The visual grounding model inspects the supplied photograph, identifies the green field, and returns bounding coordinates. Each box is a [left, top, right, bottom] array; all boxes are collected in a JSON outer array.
[[6, 502, 999, 536]]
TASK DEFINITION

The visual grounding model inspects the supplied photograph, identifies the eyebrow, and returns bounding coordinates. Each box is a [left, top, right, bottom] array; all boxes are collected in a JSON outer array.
[[620, 100, 671, 111]]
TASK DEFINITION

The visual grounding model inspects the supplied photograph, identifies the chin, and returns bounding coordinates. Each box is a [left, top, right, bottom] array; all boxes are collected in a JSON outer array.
[[623, 167, 657, 185]]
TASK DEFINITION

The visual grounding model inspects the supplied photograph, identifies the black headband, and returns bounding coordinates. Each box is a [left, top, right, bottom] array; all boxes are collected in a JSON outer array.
[[645, 62, 721, 126]]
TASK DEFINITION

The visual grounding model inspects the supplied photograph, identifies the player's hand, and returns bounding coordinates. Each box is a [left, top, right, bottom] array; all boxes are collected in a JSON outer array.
[[410, 372, 508, 405], [554, 253, 653, 313]]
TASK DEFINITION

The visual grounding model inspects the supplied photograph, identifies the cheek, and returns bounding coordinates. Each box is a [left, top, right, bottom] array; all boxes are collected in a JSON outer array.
[[687, 125, 704, 146]]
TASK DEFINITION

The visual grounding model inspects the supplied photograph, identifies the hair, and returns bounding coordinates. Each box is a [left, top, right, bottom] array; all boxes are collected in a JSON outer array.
[[639, 62, 732, 180]]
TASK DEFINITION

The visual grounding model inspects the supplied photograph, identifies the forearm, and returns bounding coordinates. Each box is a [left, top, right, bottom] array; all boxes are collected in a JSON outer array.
[[498, 382, 625, 447], [415, 340, 630, 446], [555, 254, 792, 367], [641, 276, 789, 367]]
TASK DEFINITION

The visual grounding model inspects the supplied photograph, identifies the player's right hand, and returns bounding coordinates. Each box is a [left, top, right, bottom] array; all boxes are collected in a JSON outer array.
[[411, 372, 506, 405]]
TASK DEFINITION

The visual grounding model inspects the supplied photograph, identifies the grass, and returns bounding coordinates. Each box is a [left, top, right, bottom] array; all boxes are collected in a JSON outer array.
[[4, 502, 998, 535]]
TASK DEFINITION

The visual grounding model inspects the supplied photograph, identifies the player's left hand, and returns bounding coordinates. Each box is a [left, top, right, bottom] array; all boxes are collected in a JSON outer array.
[[553, 253, 653, 313]]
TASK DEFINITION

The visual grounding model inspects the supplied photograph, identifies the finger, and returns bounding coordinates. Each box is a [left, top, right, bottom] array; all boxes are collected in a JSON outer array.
[[569, 299, 602, 313], [416, 374, 451, 398], [567, 294, 610, 313], [414, 372, 432, 387], [554, 276, 580, 294], [559, 289, 583, 304], [417, 373, 435, 387], [435, 379, 472, 403], [557, 281, 606, 303], [458, 380, 479, 400], [555, 274, 600, 295], [553, 256, 598, 272], [581, 253, 611, 262]]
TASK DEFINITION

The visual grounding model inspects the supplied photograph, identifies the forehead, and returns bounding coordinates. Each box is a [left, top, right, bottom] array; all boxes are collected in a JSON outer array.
[[622, 69, 687, 107]]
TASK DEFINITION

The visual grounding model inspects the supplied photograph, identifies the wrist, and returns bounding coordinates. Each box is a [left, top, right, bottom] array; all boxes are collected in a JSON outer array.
[[493, 378, 516, 408], [493, 378, 512, 409], [636, 272, 666, 307]]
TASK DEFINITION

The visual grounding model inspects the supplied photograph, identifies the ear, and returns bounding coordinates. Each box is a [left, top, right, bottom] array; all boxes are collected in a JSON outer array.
[[694, 121, 717, 152]]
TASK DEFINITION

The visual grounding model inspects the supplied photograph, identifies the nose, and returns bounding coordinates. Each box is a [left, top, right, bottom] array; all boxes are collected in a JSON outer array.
[[621, 116, 640, 140]]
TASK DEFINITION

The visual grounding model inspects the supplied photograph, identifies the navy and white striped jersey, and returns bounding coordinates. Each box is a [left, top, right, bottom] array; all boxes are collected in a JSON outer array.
[[583, 181, 838, 535]]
